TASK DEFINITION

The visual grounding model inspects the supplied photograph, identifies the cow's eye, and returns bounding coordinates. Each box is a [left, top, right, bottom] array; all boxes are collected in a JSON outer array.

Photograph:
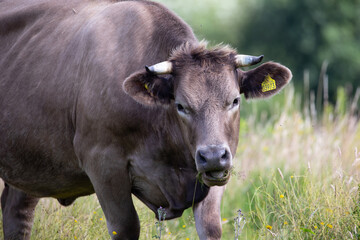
[[232, 97, 240, 108], [176, 103, 186, 114]]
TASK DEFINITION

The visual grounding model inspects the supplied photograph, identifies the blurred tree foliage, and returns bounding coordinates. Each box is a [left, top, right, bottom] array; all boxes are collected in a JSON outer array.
[[156, 0, 360, 104], [235, 0, 360, 103]]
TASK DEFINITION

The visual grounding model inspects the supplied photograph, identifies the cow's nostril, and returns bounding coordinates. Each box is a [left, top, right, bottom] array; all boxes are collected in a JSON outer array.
[[197, 150, 207, 164], [221, 149, 229, 160]]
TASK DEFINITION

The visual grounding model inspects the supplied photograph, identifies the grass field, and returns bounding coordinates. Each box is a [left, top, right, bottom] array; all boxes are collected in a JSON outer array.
[[1, 85, 359, 239]]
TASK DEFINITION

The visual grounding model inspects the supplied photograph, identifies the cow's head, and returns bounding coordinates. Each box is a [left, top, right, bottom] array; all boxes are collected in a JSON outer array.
[[123, 43, 292, 187]]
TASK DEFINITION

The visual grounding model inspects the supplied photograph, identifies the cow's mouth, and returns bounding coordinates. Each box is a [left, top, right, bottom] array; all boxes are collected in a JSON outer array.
[[201, 169, 230, 186]]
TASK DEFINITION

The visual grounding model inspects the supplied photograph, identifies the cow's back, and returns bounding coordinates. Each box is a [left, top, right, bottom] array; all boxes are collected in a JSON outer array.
[[0, 0, 196, 197]]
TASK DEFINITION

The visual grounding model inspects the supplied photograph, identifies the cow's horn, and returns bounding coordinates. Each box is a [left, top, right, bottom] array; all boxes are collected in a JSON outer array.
[[145, 61, 172, 74], [235, 55, 264, 67]]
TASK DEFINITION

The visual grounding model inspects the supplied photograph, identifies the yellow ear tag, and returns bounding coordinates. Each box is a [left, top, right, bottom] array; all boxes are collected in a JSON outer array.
[[144, 83, 154, 97], [261, 74, 276, 92]]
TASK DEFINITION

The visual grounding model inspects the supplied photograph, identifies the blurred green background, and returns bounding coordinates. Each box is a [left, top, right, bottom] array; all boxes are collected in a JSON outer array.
[[156, 0, 360, 114]]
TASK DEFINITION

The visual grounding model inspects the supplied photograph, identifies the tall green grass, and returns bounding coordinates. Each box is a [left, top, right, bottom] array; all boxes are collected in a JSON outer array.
[[0, 84, 359, 239]]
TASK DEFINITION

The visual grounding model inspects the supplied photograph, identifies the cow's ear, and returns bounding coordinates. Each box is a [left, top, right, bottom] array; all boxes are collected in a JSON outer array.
[[123, 69, 174, 106], [238, 62, 292, 99]]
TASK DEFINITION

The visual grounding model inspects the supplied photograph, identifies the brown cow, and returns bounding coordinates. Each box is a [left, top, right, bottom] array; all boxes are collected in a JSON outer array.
[[0, 0, 292, 239]]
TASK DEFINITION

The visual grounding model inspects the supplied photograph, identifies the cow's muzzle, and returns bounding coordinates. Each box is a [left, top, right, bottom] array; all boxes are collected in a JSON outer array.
[[195, 145, 232, 187]]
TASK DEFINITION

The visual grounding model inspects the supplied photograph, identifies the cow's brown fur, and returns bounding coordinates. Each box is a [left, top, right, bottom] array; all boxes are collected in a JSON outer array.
[[170, 42, 237, 68], [0, 0, 292, 239]]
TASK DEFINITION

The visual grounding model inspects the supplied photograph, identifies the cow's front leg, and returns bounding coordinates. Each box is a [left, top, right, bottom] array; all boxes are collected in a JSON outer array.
[[1, 183, 39, 240], [193, 186, 225, 240], [85, 159, 139, 240]]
